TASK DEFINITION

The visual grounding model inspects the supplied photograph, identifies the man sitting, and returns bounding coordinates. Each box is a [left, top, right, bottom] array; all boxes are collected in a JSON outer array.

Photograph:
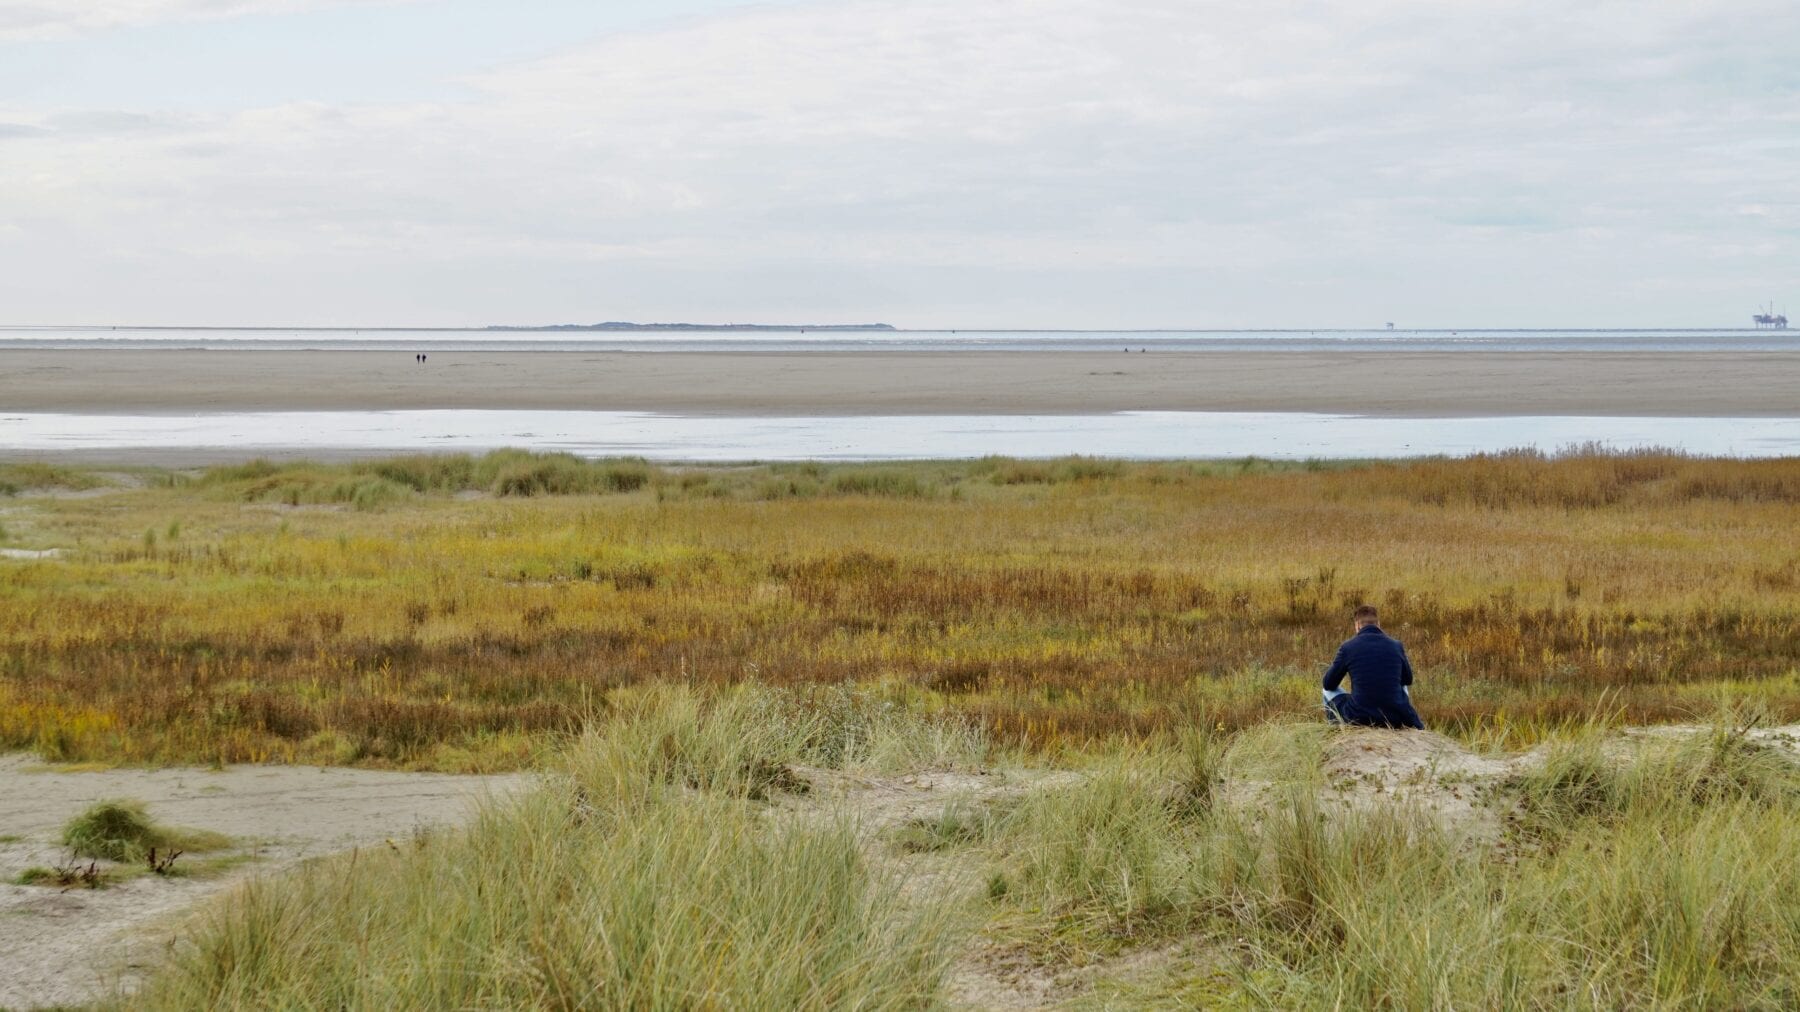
[[1322, 605, 1424, 729]]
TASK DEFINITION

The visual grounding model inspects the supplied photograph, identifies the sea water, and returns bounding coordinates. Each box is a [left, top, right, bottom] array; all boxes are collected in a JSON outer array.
[[2, 410, 1795, 461]]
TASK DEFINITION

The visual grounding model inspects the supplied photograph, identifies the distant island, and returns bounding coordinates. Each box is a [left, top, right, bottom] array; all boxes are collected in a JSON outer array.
[[485, 322, 897, 332]]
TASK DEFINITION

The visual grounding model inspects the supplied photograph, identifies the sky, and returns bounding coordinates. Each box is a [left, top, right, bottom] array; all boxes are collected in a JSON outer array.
[[0, 0, 1795, 329]]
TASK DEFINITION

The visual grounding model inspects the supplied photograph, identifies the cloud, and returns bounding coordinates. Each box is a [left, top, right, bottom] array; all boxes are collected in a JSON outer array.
[[0, 0, 389, 40], [1, 0, 1796, 325]]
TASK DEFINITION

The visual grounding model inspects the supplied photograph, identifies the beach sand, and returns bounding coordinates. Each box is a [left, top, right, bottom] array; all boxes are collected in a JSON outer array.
[[0, 757, 530, 1008], [5, 349, 1799, 417]]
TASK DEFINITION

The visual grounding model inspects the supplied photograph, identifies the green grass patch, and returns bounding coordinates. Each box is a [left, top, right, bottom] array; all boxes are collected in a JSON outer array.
[[61, 799, 232, 863], [890, 799, 1008, 854], [0, 462, 107, 493]]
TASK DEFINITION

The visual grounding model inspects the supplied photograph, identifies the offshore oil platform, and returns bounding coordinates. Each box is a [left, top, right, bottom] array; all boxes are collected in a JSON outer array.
[[1753, 303, 1789, 328]]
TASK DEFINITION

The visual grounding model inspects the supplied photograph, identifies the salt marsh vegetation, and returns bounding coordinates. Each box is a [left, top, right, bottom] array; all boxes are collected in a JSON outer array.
[[3, 449, 1798, 768], [6, 448, 1800, 1006]]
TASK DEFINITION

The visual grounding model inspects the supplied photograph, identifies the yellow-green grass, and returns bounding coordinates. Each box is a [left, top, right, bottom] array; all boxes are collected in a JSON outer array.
[[3, 449, 1799, 768], [125, 686, 972, 1010], [121, 687, 1800, 1009], [0, 460, 110, 496]]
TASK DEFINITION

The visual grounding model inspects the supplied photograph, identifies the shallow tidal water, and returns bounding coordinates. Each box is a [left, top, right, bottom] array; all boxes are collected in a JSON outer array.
[[3, 410, 1797, 461]]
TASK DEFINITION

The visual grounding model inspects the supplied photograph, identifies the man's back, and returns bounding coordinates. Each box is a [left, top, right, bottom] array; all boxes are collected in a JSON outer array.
[[1323, 623, 1424, 729]]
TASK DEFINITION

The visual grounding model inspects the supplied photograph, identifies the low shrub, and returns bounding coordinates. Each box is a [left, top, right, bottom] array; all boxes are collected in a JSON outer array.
[[62, 800, 231, 862]]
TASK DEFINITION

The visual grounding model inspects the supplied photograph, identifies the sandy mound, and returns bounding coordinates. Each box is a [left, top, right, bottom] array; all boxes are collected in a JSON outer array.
[[1323, 727, 1512, 784], [1318, 728, 1521, 842], [0, 756, 531, 1010]]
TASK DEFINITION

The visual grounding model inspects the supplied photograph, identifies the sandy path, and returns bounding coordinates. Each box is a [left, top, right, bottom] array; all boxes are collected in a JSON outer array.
[[0, 756, 532, 1010], [5, 349, 1800, 417]]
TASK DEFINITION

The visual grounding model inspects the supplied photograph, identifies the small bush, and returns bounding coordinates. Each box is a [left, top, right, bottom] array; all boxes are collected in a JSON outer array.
[[994, 760, 1192, 928], [982, 455, 1124, 485], [14, 858, 104, 889], [827, 468, 930, 498], [483, 451, 656, 496], [361, 454, 476, 492], [199, 458, 285, 484], [192, 451, 659, 501], [1636, 712, 1800, 809], [891, 800, 1006, 853], [62, 800, 231, 862], [1507, 738, 1628, 839], [331, 477, 414, 512], [0, 462, 105, 492]]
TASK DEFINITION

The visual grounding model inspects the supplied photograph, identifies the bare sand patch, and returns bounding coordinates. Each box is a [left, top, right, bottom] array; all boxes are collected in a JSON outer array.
[[0, 756, 531, 1010], [1318, 728, 1522, 843], [1621, 722, 1800, 747]]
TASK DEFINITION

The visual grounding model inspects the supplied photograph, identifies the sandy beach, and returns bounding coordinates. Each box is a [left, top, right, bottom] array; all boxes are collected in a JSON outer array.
[[5, 349, 1799, 417], [0, 757, 529, 1008]]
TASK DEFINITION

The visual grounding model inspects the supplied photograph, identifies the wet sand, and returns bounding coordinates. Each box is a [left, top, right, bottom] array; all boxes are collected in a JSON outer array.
[[5, 349, 1799, 417]]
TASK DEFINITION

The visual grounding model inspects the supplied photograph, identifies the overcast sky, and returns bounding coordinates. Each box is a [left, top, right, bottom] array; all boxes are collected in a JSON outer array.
[[1, 0, 1794, 328]]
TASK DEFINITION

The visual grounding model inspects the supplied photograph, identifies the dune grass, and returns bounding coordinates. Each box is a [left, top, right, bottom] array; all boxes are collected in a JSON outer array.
[[125, 686, 971, 1011], [973, 708, 1800, 1008], [0, 461, 107, 497], [3, 449, 1800, 768], [117, 690, 1800, 1009]]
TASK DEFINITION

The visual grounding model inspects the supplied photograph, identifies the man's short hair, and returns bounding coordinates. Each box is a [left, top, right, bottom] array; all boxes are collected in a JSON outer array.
[[1353, 605, 1379, 623]]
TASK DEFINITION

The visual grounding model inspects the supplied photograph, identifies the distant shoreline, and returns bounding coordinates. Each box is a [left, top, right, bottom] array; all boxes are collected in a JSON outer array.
[[485, 322, 897, 332], [1, 325, 1785, 334]]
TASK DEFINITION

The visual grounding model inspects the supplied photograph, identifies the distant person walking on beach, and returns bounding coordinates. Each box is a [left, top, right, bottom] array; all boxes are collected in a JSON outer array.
[[1321, 605, 1424, 729]]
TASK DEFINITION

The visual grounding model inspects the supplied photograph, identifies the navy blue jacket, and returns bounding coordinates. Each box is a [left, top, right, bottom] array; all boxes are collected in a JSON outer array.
[[1324, 625, 1424, 729]]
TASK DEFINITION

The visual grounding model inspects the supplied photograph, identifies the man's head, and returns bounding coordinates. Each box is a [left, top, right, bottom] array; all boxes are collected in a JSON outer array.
[[1353, 604, 1379, 629]]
